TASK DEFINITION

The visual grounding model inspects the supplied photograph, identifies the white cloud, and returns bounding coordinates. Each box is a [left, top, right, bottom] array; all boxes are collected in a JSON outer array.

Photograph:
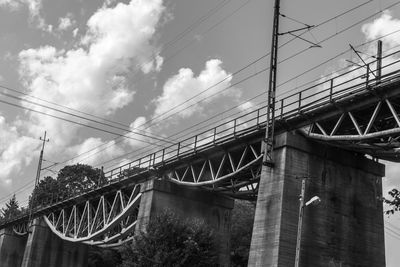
[[125, 116, 155, 148], [153, 59, 239, 121], [0, 0, 166, 185], [238, 101, 255, 112], [58, 14, 75, 31], [362, 11, 400, 49], [0, 115, 38, 184], [312, 12, 400, 102], [67, 137, 124, 166], [18, 0, 165, 141], [73, 28, 79, 38], [0, 0, 51, 32]]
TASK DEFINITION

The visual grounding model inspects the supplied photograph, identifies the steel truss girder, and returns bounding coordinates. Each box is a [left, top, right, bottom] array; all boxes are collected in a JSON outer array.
[[43, 185, 141, 246], [12, 222, 29, 236], [162, 142, 263, 198], [301, 97, 400, 161]]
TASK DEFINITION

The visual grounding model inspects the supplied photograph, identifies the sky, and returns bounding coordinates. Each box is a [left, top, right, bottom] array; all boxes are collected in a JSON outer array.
[[0, 0, 400, 265]]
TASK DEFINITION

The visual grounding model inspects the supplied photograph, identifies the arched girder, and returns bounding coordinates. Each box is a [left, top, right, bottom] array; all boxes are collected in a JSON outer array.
[[12, 222, 29, 236], [98, 236, 135, 249], [300, 97, 400, 161], [84, 221, 137, 247], [161, 142, 263, 197], [43, 185, 141, 243]]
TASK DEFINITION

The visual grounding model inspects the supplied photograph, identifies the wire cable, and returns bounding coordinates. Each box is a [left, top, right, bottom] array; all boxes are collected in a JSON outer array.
[[37, 0, 375, 169]]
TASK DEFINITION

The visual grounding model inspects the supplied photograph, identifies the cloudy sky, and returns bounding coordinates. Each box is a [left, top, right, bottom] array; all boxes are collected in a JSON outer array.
[[0, 0, 400, 265]]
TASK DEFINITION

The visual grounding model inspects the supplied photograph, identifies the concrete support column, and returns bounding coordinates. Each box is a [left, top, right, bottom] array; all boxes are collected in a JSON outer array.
[[0, 227, 27, 267], [136, 179, 234, 267], [21, 217, 88, 267], [249, 132, 385, 267]]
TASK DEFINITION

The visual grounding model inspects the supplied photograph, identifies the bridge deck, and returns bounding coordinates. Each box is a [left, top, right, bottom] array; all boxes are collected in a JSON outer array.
[[2, 49, 400, 228]]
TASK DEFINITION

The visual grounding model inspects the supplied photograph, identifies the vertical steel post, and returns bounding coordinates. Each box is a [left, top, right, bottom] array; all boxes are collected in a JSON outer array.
[[248, 1, 280, 264], [376, 40, 382, 84], [262, 0, 280, 167]]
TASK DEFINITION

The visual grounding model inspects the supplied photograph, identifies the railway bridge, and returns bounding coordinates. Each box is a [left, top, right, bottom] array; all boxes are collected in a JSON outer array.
[[1, 50, 400, 266]]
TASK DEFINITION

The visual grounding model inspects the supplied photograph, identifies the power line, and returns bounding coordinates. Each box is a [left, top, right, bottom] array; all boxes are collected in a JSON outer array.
[[134, 0, 383, 133], [0, 98, 167, 147], [33, 0, 386, 175], [98, 45, 400, 175], [276, 28, 400, 98], [0, 84, 133, 130], [41, 0, 375, 169], [0, 0, 243, 149], [277, 0, 400, 68], [162, 0, 233, 50], [0, 0, 383, 204], [0, 90, 174, 144]]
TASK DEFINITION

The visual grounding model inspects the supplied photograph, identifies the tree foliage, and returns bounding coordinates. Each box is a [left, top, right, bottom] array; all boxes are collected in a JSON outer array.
[[57, 164, 106, 196], [88, 246, 122, 267], [230, 200, 256, 267], [30, 164, 106, 208], [120, 210, 218, 267], [1, 194, 22, 220], [384, 188, 400, 214], [30, 176, 60, 207]]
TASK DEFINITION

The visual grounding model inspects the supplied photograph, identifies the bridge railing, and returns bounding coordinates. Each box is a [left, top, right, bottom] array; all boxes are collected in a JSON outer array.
[[275, 49, 400, 120], [4, 50, 400, 228], [107, 105, 268, 181], [106, 49, 400, 182]]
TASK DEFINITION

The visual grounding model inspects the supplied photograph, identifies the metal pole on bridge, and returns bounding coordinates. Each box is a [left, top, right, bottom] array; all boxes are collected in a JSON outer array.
[[28, 131, 50, 224], [262, 0, 280, 167], [248, 0, 280, 265], [376, 40, 382, 84]]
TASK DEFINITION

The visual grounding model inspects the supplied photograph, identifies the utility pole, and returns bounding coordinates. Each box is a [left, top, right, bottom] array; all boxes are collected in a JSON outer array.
[[35, 131, 50, 189], [249, 1, 320, 264], [262, 0, 280, 167], [28, 131, 49, 223]]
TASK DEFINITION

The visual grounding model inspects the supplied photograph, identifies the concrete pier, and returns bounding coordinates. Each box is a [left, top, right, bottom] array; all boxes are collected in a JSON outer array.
[[249, 131, 385, 267], [21, 217, 88, 267], [136, 179, 234, 267], [0, 228, 27, 267]]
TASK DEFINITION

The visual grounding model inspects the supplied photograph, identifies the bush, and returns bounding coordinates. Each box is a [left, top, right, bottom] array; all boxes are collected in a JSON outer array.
[[120, 210, 218, 267], [230, 200, 256, 266], [88, 246, 122, 267]]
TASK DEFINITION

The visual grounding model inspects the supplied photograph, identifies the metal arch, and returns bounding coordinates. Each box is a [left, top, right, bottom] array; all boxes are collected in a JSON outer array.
[[162, 142, 263, 198], [12, 222, 29, 236], [97, 236, 135, 249], [43, 185, 141, 244], [84, 221, 137, 248], [299, 98, 400, 161]]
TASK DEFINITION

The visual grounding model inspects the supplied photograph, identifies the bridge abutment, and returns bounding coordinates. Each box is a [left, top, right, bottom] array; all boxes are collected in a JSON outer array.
[[21, 217, 88, 267], [136, 179, 234, 267], [0, 228, 27, 267], [249, 131, 385, 267]]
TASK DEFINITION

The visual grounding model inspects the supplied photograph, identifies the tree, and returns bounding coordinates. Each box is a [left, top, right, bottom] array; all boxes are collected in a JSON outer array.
[[88, 246, 122, 267], [384, 188, 400, 214], [29, 164, 107, 209], [120, 210, 218, 267], [57, 164, 106, 196], [1, 194, 22, 220], [30, 176, 60, 208], [230, 200, 256, 267]]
